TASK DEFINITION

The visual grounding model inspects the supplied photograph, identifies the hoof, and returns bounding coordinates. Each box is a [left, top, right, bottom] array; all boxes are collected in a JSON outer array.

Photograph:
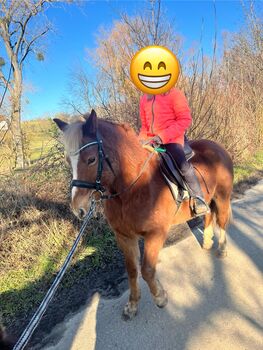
[[202, 244, 213, 251], [202, 239, 213, 251], [122, 302, 138, 321], [215, 249, 227, 259], [153, 290, 168, 308]]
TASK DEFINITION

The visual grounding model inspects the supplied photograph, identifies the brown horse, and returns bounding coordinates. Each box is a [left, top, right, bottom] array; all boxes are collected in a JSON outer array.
[[54, 110, 233, 320]]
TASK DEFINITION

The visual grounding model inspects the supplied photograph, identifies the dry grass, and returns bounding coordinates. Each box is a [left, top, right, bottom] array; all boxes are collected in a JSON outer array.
[[0, 164, 117, 330]]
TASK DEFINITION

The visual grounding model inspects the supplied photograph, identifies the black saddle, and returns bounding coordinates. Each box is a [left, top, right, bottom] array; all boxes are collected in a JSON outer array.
[[159, 136, 195, 201]]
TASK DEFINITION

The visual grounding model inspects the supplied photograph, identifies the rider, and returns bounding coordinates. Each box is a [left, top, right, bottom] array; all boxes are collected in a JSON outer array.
[[139, 88, 209, 215]]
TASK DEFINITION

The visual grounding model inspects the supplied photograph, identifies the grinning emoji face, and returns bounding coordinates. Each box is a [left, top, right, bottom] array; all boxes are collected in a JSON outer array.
[[130, 45, 180, 94]]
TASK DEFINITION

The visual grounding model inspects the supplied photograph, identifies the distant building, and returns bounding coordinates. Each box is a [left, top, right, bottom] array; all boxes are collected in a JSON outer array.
[[0, 115, 9, 131]]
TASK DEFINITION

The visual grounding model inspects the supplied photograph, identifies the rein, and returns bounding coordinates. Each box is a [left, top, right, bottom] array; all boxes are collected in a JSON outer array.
[[71, 135, 155, 201], [13, 201, 97, 350], [101, 151, 155, 200]]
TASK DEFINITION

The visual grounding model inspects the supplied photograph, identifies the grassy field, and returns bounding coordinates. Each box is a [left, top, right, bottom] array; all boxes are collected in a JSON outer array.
[[0, 118, 56, 173], [23, 119, 57, 161], [0, 118, 262, 340], [0, 168, 119, 336], [234, 150, 263, 184]]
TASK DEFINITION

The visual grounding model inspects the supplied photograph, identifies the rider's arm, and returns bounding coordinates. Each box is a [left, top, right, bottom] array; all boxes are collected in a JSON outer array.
[[158, 89, 192, 144]]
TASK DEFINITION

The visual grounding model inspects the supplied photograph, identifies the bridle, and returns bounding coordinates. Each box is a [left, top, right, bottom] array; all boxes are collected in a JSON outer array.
[[71, 134, 115, 195], [70, 134, 155, 200]]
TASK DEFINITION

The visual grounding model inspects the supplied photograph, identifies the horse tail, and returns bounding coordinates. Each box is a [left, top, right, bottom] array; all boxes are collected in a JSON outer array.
[[209, 198, 233, 228]]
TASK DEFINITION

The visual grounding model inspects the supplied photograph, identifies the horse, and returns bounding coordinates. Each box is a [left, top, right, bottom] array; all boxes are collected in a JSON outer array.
[[54, 109, 233, 320]]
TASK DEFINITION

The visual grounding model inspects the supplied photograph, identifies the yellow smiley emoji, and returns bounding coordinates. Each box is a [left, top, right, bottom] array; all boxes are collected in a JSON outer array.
[[130, 45, 180, 94]]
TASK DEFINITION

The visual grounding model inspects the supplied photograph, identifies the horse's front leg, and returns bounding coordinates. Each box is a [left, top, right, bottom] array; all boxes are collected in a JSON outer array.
[[115, 233, 140, 320], [142, 231, 168, 308]]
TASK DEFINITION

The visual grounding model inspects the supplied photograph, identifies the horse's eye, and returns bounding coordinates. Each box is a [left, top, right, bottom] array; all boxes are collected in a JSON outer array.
[[87, 156, 96, 165]]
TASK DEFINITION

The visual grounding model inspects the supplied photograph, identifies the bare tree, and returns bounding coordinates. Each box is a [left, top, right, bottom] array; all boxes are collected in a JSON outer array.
[[0, 0, 52, 169], [66, 0, 262, 162], [66, 0, 182, 129]]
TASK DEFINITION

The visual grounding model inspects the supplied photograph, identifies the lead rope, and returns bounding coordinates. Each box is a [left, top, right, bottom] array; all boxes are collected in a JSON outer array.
[[13, 200, 96, 350]]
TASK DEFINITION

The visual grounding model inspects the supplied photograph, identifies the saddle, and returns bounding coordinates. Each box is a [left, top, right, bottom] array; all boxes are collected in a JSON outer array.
[[159, 137, 195, 204]]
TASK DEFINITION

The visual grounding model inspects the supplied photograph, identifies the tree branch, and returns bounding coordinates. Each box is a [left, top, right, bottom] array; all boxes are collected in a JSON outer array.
[[14, 16, 32, 56], [19, 27, 49, 66], [0, 70, 9, 87], [12, 0, 49, 58]]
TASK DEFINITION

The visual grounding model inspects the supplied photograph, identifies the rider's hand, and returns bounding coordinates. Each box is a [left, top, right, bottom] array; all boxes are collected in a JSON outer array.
[[139, 138, 153, 146], [140, 136, 162, 146], [139, 139, 148, 146], [151, 135, 162, 145]]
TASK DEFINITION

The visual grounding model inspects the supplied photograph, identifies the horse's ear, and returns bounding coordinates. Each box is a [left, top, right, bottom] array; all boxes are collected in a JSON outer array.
[[53, 118, 68, 132], [82, 112, 90, 121], [83, 109, 97, 136]]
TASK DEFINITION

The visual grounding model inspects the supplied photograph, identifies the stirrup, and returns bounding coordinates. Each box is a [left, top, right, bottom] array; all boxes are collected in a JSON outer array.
[[193, 196, 210, 216]]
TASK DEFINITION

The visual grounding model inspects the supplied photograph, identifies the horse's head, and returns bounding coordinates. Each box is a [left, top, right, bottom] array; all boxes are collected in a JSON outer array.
[[54, 110, 113, 219]]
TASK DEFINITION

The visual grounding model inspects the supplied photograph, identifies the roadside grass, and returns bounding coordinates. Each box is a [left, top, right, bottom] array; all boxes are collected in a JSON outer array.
[[0, 119, 56, 172], [0, 210, 117, 323], [0, 164, 118, 331], [233, 150, 263, 184], [0, 118, 262, 336]]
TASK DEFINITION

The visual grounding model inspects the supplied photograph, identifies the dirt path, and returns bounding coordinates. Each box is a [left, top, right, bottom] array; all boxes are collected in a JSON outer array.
[[36, 181, 263, 350]]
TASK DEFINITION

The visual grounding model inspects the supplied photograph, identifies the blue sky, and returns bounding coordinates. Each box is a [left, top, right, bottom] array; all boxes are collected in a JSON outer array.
[[1, 1, 246, 120]]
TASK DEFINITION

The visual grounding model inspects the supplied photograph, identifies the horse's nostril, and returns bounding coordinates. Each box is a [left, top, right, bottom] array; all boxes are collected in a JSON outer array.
[[78, 208, 85, 219]]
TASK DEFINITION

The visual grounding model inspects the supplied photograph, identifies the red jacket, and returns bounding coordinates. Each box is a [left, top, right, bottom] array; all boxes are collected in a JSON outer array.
[[139, 88, 192, 145]]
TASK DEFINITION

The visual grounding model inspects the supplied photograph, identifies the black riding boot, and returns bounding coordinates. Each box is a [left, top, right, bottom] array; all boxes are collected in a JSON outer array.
[[165, 142, 209, 216], [181, 162, 209, 215]]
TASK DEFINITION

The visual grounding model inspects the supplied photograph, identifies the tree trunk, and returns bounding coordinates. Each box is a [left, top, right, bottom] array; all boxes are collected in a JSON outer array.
[[11, 71, 25, 169]]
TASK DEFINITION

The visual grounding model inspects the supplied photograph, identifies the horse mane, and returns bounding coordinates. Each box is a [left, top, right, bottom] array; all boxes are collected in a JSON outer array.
[[63, 121, 83, 154], [100, 119, 135, 133], [63, 118, 140, 155]]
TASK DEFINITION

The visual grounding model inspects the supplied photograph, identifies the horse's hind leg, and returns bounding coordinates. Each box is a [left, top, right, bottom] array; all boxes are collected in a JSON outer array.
[[203, 210, 215, 250], [142, 231, 168, 308], [217, 227, 227, 258], [116, 234, 140, 320], [214, 197, 232, 258]]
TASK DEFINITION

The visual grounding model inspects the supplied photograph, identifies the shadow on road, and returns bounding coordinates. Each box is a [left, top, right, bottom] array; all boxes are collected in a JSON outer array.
[[2, 181, 263, 350], [57, 198, 262, 350]]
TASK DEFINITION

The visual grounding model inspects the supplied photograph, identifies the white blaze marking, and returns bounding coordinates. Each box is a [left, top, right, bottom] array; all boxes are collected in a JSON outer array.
[[70, 154, 79, 200]]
